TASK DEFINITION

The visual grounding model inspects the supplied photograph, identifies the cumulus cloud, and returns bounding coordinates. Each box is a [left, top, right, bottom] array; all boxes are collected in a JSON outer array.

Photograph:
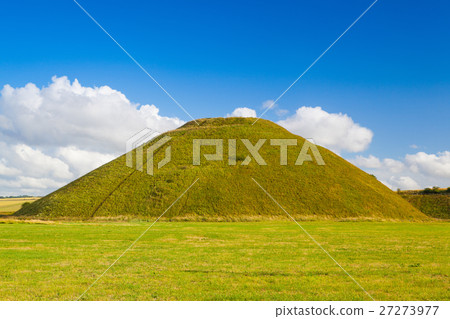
[[0, 76, 184, 195], [349, 151, 450, 190], [406, 151, 450, 178], [388, 176, 420, 190], [0, 176, 65, 190], [351, 154, 381, 169], [226, 107, 257, 118], [0, 114, 12, 130], [383, 158, 405, 174], [0, 160, 20, 176], [277, 106, 373, 153], [57, 146, 116, 176], [0, 76, 184, 153], [14, 144, 73, 179]]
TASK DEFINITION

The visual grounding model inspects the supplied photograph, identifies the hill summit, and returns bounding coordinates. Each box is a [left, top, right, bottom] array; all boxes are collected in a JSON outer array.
[[16, 117, 426, 221]]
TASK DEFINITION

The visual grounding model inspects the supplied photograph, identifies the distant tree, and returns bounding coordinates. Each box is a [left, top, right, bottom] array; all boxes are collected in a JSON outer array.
[[421, 187, 442, 194]]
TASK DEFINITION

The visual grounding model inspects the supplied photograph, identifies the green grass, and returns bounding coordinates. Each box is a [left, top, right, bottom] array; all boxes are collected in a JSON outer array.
[[399, 193, 449, 220], [0, 198, 39, 214], [0, 220, 448, 300], [16, 118, 426, 221]]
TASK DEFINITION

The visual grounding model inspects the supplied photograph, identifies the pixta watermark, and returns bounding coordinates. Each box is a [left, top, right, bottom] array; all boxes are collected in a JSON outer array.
[[126, 128, 172, 175], [126, 129, 325, 175], [193, 138, 324, 166]]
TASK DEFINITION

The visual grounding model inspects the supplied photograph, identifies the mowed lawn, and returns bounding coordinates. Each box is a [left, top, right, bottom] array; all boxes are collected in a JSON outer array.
[[0, 221, 448, 301]]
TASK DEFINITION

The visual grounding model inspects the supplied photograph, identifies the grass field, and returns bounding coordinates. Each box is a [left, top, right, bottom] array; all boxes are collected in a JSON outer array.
[[0, 220, 448, 301], [0, 198, 39, 214]]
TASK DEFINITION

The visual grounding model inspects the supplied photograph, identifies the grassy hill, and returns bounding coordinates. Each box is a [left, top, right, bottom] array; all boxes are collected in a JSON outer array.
[[16, 117, 427, 221], [399, 189, 449, 220]]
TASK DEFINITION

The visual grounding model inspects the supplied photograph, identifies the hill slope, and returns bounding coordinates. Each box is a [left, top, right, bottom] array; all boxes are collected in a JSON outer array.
[[399, 191, 449, 220], [16, 118, 427, 221]]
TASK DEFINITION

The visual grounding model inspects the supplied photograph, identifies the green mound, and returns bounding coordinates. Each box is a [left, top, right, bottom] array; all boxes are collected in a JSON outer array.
[[16, 118, 427, 221]]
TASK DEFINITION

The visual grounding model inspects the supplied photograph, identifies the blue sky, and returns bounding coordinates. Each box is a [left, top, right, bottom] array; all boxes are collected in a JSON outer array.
[[0, 0, 449, 194]]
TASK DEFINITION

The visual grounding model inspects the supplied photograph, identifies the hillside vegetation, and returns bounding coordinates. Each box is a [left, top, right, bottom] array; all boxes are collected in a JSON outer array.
[[16, 118, 426, 221], [399, 189, 449, 220]]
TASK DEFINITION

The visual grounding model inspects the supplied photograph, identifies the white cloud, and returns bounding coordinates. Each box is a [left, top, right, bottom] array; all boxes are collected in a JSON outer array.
[[0, 176, 65, 190], [262, 100, 277, 110], [349, 152, 450, 190], [275, 109, 289, 117], [0, 76, 184, 153], [14, 144, 73, 179], [0, 114, 13, 130], [0, 76, 185, 195], [351, 155, 381, 168], [388, 176, 420, 190], [0, 160, 20, 176], [406, 151, 450, 178], [261, 99, 289, 117], [277, 106, 373, 153], [383, 158, 405, 174], [57, 146, 115, 176], [226, 107, 257, 118], [410, 144, 418, 149]]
